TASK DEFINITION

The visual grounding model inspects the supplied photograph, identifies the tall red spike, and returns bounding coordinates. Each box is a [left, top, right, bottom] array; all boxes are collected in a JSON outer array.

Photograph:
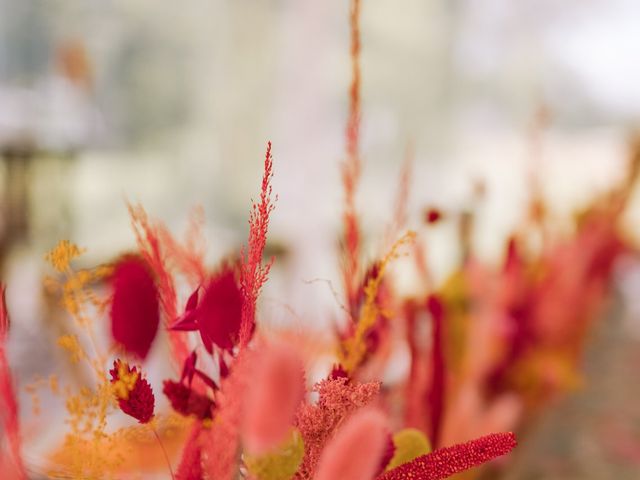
[[239, 142, 276, 346]]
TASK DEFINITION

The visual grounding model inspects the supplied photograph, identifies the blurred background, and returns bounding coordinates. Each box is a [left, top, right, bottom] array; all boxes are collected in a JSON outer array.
[[2, 1, 640, 478]]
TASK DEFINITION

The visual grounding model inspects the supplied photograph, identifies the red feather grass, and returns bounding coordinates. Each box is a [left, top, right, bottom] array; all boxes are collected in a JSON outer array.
[[341, 0, 363, 318], [378, 432, 517, 480], [0, 286, 27, 479], [128, 204, 190, 365], [239, 141, 276, 347]]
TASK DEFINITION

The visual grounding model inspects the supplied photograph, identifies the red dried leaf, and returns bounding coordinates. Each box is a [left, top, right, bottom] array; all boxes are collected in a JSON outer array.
[[378, 432, 517, 480], [109, 359, 155, 424], [110, 257, 160, 360], [199, 268, 243, 352]]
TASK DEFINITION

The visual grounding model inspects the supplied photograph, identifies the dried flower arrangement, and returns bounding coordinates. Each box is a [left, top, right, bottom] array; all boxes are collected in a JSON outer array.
[[1, 1, 639, 479]]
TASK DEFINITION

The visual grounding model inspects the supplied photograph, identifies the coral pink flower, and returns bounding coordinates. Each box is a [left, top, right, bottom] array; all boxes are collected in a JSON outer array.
[[314, 409, 388, 480], [109, 359, 155, 424], [110, 257, 160, 360], [243, 342, 304, 455], [378, 432, 517, 480]]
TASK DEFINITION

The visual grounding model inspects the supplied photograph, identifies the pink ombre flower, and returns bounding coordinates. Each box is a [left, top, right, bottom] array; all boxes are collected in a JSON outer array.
[[314, 409, 388, 480], [243, 342, 304, 455]]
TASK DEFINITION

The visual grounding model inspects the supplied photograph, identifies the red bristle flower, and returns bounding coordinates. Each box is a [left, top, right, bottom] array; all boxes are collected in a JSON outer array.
[[109, 359, 155, 424], [378, 432, 517, 480], [110, 257, 160, 360], [163, 380, 214, 420]]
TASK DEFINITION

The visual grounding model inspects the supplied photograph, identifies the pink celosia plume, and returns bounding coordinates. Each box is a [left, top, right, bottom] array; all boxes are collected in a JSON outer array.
[[295, 377, 380, 479]]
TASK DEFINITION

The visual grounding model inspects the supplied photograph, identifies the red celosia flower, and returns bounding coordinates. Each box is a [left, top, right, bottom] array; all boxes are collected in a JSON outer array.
[[163, 380, 215, 420], [110, 257, 160, 360], [378, 432, 517, 480], [109, 359, 155, 424], [171, 267, 243, 353]]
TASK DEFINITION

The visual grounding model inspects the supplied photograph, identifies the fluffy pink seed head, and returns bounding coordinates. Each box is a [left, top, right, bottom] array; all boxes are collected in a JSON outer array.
[[243, 341, 305, 455], [314, 409, 388, 480]]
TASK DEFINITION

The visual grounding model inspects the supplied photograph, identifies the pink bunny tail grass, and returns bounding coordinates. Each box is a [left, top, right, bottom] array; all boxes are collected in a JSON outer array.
[[378, 432, 517, 480], [176, 422, 203, 480], [243, 342, 304, 455], [0, 285, 27, 480], [314, 409, 388, 480]]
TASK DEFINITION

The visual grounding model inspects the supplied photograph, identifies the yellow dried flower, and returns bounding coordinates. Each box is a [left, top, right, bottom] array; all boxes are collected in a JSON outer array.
[[245, 429, 305, 480], [45, 240, 85, 272]]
